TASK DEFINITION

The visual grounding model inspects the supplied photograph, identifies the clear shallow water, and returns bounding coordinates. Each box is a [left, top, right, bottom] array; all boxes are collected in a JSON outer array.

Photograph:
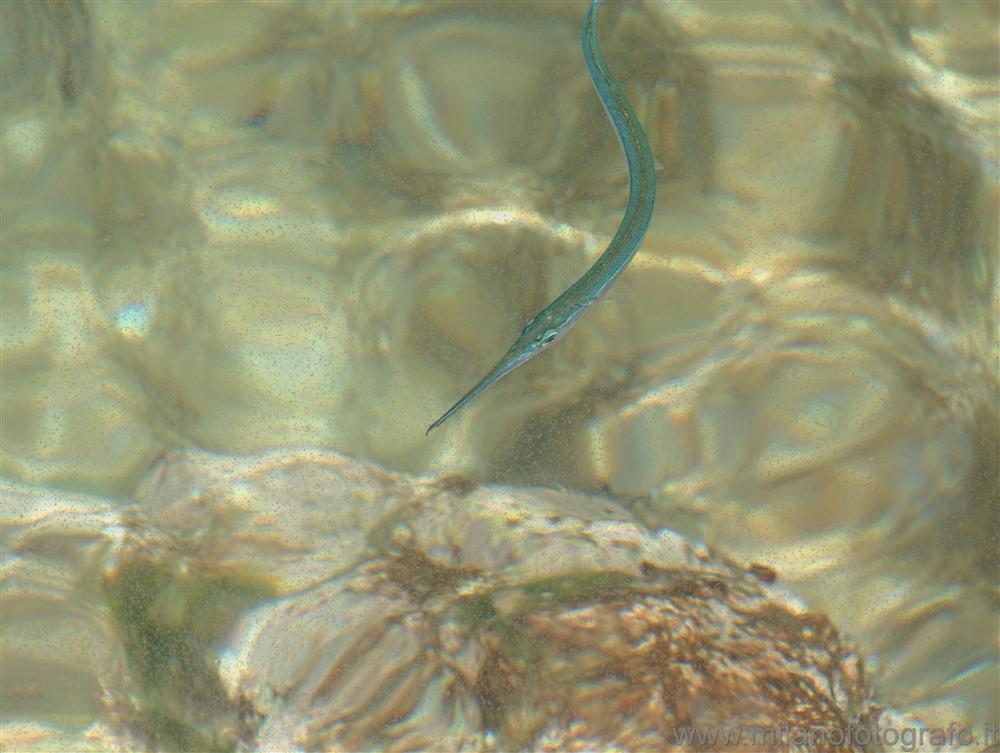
[[2, 0, 997, 749]]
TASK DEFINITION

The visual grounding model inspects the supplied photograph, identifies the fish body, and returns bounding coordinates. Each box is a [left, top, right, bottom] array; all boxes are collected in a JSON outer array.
[[427, 0, 656, 435]]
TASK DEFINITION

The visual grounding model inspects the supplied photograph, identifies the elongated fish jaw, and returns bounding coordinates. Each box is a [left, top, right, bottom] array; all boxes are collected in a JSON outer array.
[[424, 318, 566, 435], [426, 333, 538, 435]]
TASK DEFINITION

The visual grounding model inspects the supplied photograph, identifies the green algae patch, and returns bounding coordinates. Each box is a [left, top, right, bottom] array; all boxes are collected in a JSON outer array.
[[519, 571, 635, 607], [105, 558, 275, 752], [455, 592, 498, 628]]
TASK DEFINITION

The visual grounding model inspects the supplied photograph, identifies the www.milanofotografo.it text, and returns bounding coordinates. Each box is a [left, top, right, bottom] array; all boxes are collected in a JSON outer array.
[[669, 721, 998, 751]]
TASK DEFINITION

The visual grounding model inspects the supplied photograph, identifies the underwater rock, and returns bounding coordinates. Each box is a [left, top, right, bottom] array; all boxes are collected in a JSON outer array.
[[5, 447, 952, 751], [135, 447, 878, 752]]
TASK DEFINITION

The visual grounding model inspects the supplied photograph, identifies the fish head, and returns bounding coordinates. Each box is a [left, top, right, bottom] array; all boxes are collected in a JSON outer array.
[[503, 307, 572, 367]]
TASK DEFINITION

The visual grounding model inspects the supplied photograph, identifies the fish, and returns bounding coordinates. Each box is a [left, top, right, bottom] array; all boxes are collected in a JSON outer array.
[[427, 0, 656, 435]]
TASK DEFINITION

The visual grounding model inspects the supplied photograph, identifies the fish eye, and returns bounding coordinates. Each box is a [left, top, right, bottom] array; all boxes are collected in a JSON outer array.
[[540, 331, 558, 345]]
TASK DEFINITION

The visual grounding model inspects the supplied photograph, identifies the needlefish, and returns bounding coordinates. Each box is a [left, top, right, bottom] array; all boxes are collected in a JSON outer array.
[[426, 0, 656, 434]]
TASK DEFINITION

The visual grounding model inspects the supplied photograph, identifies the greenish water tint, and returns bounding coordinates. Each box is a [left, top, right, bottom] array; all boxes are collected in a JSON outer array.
[[105, 560, 274, 752], [2, 0, 997, 745]]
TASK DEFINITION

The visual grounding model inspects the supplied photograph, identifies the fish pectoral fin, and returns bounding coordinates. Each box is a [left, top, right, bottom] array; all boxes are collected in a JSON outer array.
[[554, 256, 579, 285]]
